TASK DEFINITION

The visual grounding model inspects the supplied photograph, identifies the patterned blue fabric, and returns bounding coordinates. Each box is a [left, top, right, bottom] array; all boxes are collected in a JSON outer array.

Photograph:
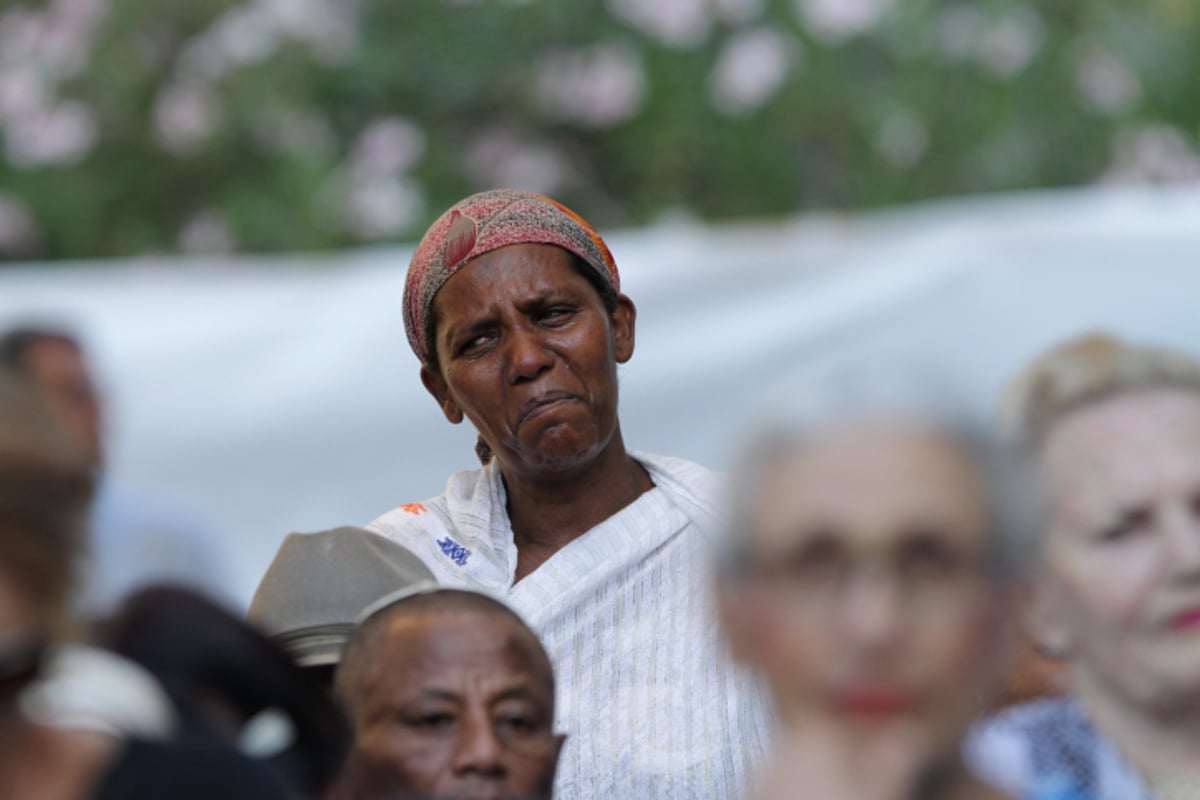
[[967, 698, 1148, 800]]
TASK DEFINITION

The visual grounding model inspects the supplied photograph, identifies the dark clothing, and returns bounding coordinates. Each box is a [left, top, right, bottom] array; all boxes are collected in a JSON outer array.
[[92, 736, 289, 800]]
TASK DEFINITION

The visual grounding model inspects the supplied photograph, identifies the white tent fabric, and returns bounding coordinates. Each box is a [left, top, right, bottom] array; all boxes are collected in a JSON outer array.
[[2, 185, 1198, 608]]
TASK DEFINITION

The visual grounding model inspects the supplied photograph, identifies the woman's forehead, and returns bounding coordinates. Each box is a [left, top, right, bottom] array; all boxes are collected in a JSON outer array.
[[1044, 388, 1200, 512], [749, 425, 987, 545], [433, 245, 590, 317]]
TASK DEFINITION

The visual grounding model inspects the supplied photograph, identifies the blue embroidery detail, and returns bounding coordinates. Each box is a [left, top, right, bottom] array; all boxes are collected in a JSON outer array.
[[436, 536, 471, 567]]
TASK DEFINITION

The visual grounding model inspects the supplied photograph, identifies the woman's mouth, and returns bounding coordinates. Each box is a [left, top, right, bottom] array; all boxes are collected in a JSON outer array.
[[831, 685, 920, 718], [518, 391, 578, 426], [1170, 607, 1200, 631]]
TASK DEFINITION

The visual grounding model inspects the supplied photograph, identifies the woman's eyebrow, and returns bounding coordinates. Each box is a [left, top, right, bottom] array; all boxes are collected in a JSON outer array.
[[444, 314, 498, 345]]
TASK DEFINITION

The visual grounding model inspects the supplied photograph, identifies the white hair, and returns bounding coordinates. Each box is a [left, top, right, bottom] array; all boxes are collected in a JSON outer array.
[[721, 361, 1043, 584]]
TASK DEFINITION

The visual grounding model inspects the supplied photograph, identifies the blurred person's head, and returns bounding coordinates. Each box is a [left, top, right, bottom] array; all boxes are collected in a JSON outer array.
[[101, 586, 349, 798], [1006, 334, 1200, 726], [0, 370, 92, 710], [248, 526, 436, 689], [335, 589, 564, 800], [0, 327, 103, 469], [717, 368, 1032, 786]]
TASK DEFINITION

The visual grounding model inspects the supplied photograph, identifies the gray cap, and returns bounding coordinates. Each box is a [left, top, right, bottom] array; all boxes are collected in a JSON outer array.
[[248, 526, 437, 668]]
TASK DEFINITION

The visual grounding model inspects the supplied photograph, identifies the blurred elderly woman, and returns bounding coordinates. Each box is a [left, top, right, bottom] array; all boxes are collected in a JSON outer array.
[[717, 369, 1034, 800], [970, 334, 1200, 800]]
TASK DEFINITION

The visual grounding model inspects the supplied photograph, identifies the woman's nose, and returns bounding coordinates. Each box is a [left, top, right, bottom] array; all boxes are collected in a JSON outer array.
[[1162, 503, 1200, 577], [505, 326, 554, 384]]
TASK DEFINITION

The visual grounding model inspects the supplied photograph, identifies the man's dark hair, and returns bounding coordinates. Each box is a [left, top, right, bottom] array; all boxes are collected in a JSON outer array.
[[336, 589, 555, 708], [102, 586, 350, 797], [0, 326, 82, 373]]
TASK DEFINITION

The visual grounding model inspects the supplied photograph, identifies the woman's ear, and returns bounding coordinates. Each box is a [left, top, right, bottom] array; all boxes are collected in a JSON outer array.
[[1024, 575, 1074, 660], [421, 365, 464, 424], [611, 294, 636, 364]]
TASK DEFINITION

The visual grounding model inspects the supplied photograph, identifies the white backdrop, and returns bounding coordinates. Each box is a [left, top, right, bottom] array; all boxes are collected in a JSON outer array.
[[2, 185, 1198, 607]]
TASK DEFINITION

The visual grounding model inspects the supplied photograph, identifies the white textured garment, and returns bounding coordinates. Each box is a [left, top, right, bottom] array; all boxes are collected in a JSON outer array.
[[367, 451, 774, 800]]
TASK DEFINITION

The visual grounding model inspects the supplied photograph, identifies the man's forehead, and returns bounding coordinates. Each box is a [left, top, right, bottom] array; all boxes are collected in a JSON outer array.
[[373, 608, 543, 666]]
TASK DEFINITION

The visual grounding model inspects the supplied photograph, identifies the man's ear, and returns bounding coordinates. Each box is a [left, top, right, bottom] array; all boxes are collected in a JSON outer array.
[[420, 365, 464, 424], [611, 293, 636, 364], [1024, 575, 1074, 660]]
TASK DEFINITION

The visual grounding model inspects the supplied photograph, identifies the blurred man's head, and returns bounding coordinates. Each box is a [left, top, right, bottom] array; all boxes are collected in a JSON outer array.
[[0, 369, 93, 712], [0, 327, 103, 468], [335, 589, 564, 800]]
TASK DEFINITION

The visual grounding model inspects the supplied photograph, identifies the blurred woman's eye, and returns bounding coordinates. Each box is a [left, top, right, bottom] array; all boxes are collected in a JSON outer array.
[[1189, 490, 1200, 518], [896, 533, 966, 579], [1097, 507, 1153, 543], [782, 535, 846, 584]]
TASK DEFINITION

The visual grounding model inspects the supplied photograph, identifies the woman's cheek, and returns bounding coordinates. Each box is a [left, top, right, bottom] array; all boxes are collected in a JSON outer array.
[[1061, 539, 1165, 627]]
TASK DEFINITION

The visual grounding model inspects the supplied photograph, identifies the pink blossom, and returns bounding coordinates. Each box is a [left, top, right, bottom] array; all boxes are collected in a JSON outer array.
[[709, 27, 798, 116], [5, 100, 98, 167], [0, 192, 39, 255], [535, 43, 646, 129], [1075, 45, 1142, 116], [153, 83, 218, 154], [349, 118, 426, 178], [795, 0, 896, 43], [606, 0, 713, 48]]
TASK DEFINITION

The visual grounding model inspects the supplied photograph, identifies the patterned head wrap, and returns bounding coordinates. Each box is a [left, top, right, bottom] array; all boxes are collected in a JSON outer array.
[[403, 188, 620, 366]]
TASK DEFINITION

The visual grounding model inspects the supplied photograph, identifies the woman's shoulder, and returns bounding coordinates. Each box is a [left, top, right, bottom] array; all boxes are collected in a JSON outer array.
[[366, 464, 494, 539]]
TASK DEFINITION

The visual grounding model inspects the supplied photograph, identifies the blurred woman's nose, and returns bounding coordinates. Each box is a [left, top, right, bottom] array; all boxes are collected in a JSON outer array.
[[840, 570, 904, 654], [1162, 503, 1200, 578]]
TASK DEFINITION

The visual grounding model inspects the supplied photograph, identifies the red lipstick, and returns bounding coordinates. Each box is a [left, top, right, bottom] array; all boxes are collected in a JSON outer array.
[[831, 686, 919, 717], [1171, 607, 1200, 631]]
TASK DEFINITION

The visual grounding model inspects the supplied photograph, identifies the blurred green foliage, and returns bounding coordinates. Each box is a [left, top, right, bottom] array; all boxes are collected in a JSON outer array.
[[0, 0, 1197, 260]]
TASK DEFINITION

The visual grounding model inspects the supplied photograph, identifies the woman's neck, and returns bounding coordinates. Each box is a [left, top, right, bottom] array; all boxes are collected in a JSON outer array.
[[503, 430, 653, 582], [1075, 666, 1200, 781], [923, 765, 1012, 800]]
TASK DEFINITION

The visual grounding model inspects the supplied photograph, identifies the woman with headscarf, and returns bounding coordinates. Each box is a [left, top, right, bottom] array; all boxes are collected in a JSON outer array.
[[969, 333, 1200, 800], [716, 367, 1036, 800], [347, 189, 771, 800]]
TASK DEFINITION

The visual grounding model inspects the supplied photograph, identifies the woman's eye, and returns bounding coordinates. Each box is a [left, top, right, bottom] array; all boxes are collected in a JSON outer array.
[[458, 334, 494, 357], [782, 538, 846, 584], [1098, 508, 1152, 543], [898, 535, 964, 578], [538, 306, 574, 325]]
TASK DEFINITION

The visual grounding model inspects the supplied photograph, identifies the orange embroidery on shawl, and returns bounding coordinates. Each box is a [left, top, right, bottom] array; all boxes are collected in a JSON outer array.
[[401, 502, 427, 515]]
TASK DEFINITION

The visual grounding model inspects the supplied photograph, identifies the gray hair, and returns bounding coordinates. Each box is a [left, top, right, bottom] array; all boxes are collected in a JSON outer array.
[[720, 362, 1043, 585]]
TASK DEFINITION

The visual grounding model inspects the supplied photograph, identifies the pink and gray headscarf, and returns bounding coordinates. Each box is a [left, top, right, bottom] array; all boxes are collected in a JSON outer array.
[[403, 188, 620, 366]]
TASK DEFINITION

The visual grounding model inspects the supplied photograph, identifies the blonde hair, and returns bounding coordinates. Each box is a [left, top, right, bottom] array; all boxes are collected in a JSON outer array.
[[1003, 333, 1200, 447]]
